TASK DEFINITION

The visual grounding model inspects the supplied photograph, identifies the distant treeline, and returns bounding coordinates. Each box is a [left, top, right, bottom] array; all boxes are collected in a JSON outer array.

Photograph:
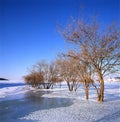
[[0, 78, 8, 80]]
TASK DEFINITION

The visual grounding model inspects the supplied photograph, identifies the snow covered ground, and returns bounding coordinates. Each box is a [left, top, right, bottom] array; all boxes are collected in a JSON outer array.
[[0, 85, 30, 99], [0, 81, 120, 122]]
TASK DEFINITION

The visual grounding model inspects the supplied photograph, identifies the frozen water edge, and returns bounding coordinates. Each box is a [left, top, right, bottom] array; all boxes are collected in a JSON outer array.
[[21, 99, 120, 122], [0, 81, 119, 122], [0, 86, 32, 99], [20, 82, 120, 122]]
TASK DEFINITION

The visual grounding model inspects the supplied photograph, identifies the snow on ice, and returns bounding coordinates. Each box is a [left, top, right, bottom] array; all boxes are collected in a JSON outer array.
[[0, 80, 120, 122]]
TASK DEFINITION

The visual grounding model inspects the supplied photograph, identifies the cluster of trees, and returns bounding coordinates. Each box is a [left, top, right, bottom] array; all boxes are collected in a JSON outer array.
[[24, 18, 120, 102], [61, 18, 120, 102], [24, 57, 94, 100], [24, 61, 62, 89]]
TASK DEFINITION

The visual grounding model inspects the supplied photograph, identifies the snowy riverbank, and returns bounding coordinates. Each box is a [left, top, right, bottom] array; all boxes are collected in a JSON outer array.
[[0, 81, 120, 122]]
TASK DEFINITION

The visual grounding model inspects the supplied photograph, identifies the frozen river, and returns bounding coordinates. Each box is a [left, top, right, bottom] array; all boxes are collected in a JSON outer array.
[[0, 87, 73, 122], [0, 81, 120, 122], [0, 83, 25, 89]]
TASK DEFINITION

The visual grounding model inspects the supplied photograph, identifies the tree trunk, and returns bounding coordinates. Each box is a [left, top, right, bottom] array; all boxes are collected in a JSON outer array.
[[98, 74, 104, 102], [67, 81, 70, 91], [67, 81, 73, 91], [85, 80, 89, 100], [85, 85, 89, 100]]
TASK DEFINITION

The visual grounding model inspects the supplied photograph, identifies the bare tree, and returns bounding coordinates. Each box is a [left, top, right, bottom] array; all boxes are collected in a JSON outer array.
[[62, 18, 120, 102], [79, 61, 94, 100], [24, 71, 44, 88], [24, 60, 62, 89], [56, 54, 81, 91], [49, 61, 63, 86], [34, 61, 53, 89], [64, 51, 95, 99]]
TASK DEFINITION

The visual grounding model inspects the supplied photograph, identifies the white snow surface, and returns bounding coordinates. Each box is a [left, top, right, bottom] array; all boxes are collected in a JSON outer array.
[[0, 86, 32, 98], [0, 81, 120, 122]]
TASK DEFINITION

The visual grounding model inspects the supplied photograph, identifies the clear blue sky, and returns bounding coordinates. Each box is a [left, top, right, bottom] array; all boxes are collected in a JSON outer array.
[[0, 0, 119, 81]]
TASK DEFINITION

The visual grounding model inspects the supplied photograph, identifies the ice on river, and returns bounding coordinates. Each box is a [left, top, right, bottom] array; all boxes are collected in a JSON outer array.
[[20, 81, 120, 122], [0, 81, 120, 122]]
